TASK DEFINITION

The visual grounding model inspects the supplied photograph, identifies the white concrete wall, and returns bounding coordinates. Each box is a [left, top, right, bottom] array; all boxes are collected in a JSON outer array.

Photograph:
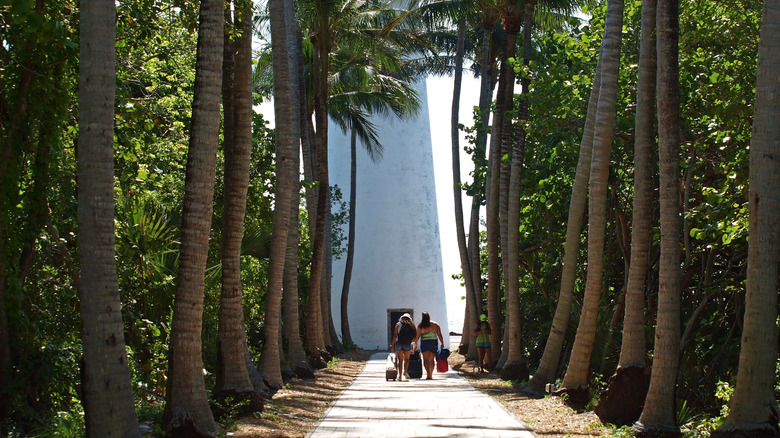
[[329, 80, 450, 350]]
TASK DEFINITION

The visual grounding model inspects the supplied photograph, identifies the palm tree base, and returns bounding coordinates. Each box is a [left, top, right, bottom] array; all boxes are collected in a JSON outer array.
[[594, 365, 649, 426], [498, 361, 529, 383], [553, 385, 590, 411], [711, 423, 780, 438], [211, 388, 265, 420], [630, 422, 681, 438]]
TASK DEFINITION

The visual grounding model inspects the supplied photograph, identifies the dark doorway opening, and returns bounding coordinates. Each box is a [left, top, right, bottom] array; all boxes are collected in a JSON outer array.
[[387, 308, 414, 349]]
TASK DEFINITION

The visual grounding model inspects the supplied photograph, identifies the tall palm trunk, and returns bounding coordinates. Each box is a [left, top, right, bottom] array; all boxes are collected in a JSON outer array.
[[713, 2, 780, 436], [306, 22, 330, 355], [77, 1, 139, 434], [162, 0, 223, 433], [283, 173, 309, 368], [451, 17, 479, 354], [596, 0, 655, 424], [322, 202, 337, 348], [216, 0, 253, 396], [264, 0, 301, 387], [340, 130, 358, 345], [633, 0, 681, 434], [559, 0, 624, 407], [469, 13, 500, 361], [495, 9, 520, 373], [524, 41, 605, 398]]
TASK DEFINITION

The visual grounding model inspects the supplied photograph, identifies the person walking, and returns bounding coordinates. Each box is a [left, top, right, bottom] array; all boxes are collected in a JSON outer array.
[[390, 313, 417, 381], [414, 312, 444, 380], [475, 314, 493, 373]]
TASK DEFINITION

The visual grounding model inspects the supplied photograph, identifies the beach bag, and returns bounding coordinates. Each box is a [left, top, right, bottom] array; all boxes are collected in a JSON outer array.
[[436, 348, 451, 361], [436, 357, 448, 373]]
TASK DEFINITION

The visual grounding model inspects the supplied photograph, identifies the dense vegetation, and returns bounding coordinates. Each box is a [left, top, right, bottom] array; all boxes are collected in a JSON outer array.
[[0, 0, 777, 436]]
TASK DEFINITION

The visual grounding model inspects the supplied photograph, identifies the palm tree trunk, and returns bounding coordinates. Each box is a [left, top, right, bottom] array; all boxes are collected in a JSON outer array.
[[595, 0, 655, 425], [495, 11, 520, 372], [488, 27, 512, 369], [77, 0, 139, 434], [713, 2, 780, 436], [305, 33, 329, 355], [634, 0, 682, 434], [560, 0, 624, 404], [162, 0, 223, 433], [618, 0, 655, 371], [263, 0, 301, 387], [524, 39, 606, 399], [283, 142, 309, 368], [451, 16, 479, 354], [340, 130, 358, 345], [216, 0, 253, 395]]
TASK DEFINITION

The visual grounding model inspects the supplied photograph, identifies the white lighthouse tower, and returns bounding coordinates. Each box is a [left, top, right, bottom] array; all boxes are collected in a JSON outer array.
[[329, 80, 449, 350]]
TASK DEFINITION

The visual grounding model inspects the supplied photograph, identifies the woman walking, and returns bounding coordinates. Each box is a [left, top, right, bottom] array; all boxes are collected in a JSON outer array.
[[390, 313, 417, 381], [414, 312, 444, 380]]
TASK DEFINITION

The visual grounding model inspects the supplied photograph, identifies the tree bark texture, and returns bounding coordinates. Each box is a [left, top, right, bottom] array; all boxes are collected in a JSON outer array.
[[524, 54, 604, 397], [715, 1, 780, 435], [264, 0, 301, 387], [618, 0, 655, 369], [77, 0, 140, 434], [634, 0, 682, 433], [162, 0, 223, 434], [561, 0, 624, 394], [216, 0, 253, 395]]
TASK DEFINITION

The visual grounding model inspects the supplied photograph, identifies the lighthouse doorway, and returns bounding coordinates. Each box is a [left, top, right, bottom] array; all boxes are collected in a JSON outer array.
[[387, 308, 414, 349]]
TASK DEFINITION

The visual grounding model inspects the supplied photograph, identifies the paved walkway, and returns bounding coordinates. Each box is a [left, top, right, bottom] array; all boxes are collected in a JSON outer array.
[[308, 352, 537, 437]]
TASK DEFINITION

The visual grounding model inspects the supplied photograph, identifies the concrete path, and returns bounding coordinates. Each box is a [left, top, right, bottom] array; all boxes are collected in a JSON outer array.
[[308, 352, 537, 438]]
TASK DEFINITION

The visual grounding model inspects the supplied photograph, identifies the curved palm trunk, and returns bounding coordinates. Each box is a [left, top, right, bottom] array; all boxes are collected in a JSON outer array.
[[263, 0, 301, 387], [216, 0, 253, 396], [321, 201, 337, 349], [162, 0, 223, 433], [283, 177, 309, 367], [283, 91, 308, 368], [305, 32, 329, 356], [634, 0, 681, 434], [340, 130, 358, 345], [524, 42, 606, 398], [560, 0, 624, 405], [618, 0, 655, 370], [451, 17, 479, 355], [596, 0, 655, 423], [77, 1, 139, 434], [713, 2, 780, 436], [495, 11, 520, 372]]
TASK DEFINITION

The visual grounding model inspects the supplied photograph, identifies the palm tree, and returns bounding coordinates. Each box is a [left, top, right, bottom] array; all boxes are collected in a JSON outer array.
[[77, 0, 139, 434], [216, 0, 254, 398], [633, 0, 682, 434], [712, 2, 780, 436], [282, 33, 312, 374], [523, 53, 601, 396], [263, 0, 302, 387], [162, 0, 223, 432], [491, 0, 521, 374], [558, 0, 624, 408], [595, 0, 655, 426]]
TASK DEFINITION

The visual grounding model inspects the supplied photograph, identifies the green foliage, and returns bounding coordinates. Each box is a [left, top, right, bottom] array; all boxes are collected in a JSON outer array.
[[340, 336, 359, 351], [327, 356, 340, 369]]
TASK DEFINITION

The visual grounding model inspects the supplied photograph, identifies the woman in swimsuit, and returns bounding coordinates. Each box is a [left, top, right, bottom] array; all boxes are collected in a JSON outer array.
[[413, 311, 444, 380]]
